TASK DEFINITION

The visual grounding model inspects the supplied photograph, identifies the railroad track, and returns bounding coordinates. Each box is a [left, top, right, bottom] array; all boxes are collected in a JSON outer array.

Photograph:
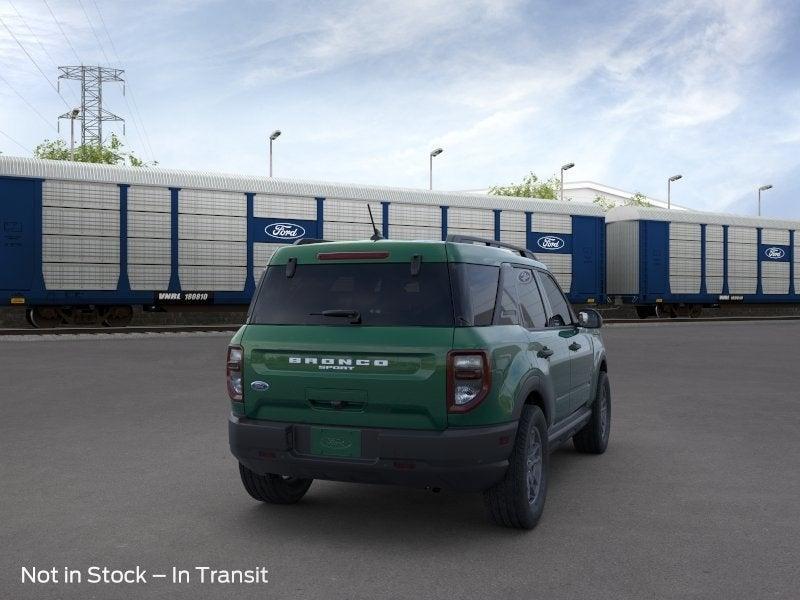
[[2, 315, 800, 336], [0, 324, 242, 336]]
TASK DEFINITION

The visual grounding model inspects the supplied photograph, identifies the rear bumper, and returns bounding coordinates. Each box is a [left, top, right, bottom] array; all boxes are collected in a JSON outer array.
[[229, 415, 517, 492]]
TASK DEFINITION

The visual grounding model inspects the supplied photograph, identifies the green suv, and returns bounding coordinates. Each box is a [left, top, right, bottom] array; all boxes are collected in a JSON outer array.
[[228, 236, 610, 529]]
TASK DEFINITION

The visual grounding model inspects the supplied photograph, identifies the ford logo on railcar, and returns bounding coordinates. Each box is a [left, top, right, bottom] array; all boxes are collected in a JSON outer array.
[[765, 247, 785, 260], [265, 222, 306, 240], [537, 235, 565, 250]]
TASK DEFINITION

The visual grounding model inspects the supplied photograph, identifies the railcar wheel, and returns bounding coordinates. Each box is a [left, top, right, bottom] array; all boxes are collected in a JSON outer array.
[[689, 305, 703, 318], [635, 305, 654, 319], [28, 307, 61, 328], [101, 305, 133, 327]]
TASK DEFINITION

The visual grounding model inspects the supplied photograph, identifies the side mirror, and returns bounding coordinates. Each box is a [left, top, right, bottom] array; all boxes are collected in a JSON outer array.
[[578, 309, 603, 329]]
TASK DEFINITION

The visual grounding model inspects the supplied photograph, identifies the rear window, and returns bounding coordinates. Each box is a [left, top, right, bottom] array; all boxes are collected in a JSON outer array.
[[249, 263, 454, 327]]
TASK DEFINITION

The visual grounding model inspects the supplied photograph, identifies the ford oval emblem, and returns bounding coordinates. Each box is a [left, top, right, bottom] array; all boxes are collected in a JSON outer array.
[[537, 235, 565, 250], [264, 222, 306, 240], [765, 246, 785, 260], [250, 381, 270, 391]]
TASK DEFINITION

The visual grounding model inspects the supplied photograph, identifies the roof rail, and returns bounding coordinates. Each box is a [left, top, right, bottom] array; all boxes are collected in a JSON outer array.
[[446, 234, 537, 260], [293, 238, 331, 245]]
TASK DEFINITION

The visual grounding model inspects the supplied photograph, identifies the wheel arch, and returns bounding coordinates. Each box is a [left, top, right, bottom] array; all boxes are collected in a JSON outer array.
[[512, 374, 555, 428]]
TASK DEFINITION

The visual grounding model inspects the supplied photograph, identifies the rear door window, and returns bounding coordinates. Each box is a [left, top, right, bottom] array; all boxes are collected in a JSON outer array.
[[250, 262, 454, 326], [514, 268, 547, 329], [536, 271, 574, 327]]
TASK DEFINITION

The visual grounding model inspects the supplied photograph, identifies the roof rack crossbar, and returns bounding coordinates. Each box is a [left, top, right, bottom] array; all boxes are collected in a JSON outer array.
[[293, 238, 331, 245], [446, 234, 537, 260]]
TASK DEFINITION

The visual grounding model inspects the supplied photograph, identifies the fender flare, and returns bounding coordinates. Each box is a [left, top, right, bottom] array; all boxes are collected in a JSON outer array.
[[511, 372, 556, 427]]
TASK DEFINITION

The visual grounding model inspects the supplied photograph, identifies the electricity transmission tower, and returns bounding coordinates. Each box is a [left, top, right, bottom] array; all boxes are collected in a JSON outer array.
[[57, 66, 125, 146]]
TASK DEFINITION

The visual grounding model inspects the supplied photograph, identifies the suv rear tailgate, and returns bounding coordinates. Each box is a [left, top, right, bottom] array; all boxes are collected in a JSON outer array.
[[242, 325, 453, 430]]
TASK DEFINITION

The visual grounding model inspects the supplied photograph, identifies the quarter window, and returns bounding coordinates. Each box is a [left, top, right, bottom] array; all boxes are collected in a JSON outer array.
[[537, 271, 574, 327], [495, 265, 520, 326], [515, 268, 547, 329]]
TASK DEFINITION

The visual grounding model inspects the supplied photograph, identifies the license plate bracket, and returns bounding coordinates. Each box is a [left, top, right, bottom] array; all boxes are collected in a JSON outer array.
[[310, 427, 362, 458]]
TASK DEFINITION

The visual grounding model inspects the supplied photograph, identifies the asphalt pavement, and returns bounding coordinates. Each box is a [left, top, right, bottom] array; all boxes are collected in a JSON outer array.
[[1, 322, 799, 599]]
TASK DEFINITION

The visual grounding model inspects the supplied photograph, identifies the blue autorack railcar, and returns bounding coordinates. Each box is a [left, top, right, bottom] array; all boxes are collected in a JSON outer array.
[[606, 206, 799, 317], [0, 157, 606, 327]]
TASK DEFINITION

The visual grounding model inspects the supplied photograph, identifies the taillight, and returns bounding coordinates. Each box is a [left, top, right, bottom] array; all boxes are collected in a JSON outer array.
[[227, 345, 243, 401], [447, 350, 491, 412]]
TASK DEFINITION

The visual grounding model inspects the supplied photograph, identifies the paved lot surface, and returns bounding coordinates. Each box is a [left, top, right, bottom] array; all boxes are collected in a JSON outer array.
[[1, 322, 799, 600]]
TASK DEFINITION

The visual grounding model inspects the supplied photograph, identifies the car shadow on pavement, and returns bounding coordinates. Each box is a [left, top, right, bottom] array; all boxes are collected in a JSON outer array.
[[223, 446, 589, 545]]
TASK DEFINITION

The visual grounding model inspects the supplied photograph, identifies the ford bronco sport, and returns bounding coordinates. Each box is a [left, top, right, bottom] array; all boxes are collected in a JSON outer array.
[[228, 235, 610, 529]]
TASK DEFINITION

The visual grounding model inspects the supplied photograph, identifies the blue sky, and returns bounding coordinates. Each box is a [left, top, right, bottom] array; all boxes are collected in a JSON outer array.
[[1, 0, 799, 218]]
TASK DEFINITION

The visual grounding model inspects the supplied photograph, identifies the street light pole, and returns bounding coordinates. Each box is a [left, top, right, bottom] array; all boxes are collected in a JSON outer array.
[[758, 184, 773, 216], [69, 108, 80, 161], [429, 148, 443, 190], [269, 130, 281, 177], [560, 162, 574, 201], [667, 174, 683, 209]]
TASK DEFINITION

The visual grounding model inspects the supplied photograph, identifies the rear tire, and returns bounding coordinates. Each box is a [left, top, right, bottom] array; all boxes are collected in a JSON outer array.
[[483, 405, 548, 529], [573, 372, 611, 454], [238, 463, 312, 504]]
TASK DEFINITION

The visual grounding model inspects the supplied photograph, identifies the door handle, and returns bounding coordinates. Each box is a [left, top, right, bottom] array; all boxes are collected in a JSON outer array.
[[568, 342, 582, 351], [537, 347, 554, 359]]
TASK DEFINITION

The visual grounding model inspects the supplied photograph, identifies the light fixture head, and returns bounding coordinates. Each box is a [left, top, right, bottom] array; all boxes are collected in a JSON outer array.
[[561, 162, 575, 171], [70, 108, 80, 118], [759, 184, 773, 191], [430, 148, 443, 157], [669, 174, 683, 182], [269, 130, 282, 141]]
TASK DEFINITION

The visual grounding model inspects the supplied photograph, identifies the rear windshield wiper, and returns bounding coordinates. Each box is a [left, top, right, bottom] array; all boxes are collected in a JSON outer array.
[[310, 309, 362, 325]]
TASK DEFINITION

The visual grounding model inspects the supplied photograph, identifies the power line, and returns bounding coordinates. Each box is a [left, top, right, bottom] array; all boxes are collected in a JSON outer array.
[[0, 72, 60, 132], [43, 0, 83, 65], [76, 0, 112, 65], [7, 0, 81, 105], [0, 14, 70, 108], [0, 128, 32, 153], [89, 0, 156, 162]]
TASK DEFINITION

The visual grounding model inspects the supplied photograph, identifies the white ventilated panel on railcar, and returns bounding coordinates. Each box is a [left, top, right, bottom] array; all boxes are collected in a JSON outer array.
[[447, 207, 493, 231], [128, 187, 171, 290], [499, 211, 526, 248], [178, 214, 246, 242], [387, 204, 440, 240], [253, 242, 288, 282], [389, 203, 440, 227], [179, 188, 246, 217], [179, 240, 246, 266], [42, 236, 119, 264], [705, 224, 724, 294], [42, 263, 119, 290], [42, 178, 120, 288], [537, 253, 571, 292], [448, 226, 494, 239], [178, 266, 247, 291], [325, 221, 381, 241], [762, 229, 790, 245], [727, 226, 757, 294], [387, 224, 441, 240], [128, 186, 170, 213], [605, 221, 639, 295], [42, 179, 119, 211], [532, 213, 571, 234], [254, 195, 317, 220], [795, 233, 800, 289], [128, 238, 170, 264], [762, 262, 790, 294], [43, 206, 119, 238], [324, 199, 382, 224], [669, 222, 700, 294]]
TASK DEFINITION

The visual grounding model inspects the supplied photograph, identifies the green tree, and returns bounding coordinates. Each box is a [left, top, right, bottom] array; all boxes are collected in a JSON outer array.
[[33, 134, 155, 167], [489, 172, 561, 199], [593, 190, 653, 212]]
